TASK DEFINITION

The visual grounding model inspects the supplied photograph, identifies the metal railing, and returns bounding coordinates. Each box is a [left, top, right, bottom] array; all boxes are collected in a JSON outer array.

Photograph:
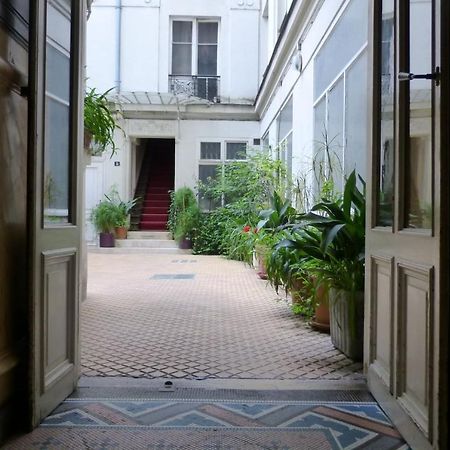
[[168, 75, 220, 102]]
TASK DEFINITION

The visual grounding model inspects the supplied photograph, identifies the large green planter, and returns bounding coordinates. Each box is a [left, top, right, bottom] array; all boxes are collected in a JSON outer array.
[[329, 288, 364, 361]]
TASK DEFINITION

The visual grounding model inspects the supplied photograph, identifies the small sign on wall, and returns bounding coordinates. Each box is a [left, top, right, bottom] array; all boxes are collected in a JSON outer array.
[[114, 161, 120, 166]]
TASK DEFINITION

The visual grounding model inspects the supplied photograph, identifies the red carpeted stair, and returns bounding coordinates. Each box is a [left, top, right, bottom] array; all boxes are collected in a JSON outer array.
[[139, 151, 174, 231]]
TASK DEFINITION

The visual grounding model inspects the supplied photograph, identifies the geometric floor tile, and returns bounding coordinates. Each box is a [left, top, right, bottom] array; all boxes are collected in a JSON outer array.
[[5, 394, 410, 449], [81, 252, 364, 381]]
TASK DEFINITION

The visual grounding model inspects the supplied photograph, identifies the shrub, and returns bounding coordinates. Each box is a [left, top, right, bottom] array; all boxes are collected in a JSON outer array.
[[168, 187, 200, 243]]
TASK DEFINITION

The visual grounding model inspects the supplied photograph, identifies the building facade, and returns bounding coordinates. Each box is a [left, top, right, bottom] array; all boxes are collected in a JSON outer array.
[[0, 0, 448, 448]]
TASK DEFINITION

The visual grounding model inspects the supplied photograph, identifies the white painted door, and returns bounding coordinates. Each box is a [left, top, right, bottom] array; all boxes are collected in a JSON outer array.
[[30, 0, 84, 426], [365, 0, 446, 448]]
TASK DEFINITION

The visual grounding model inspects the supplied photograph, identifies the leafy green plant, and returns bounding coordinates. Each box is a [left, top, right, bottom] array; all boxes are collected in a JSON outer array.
[[257, 191, 297, 231], [298, 170, 366, 293], [104, 189, 139, 227], [192, 209, 230, 255], [168, 187, 201, 242], [194, 152, 291, 261], [84, 87, 121, 156], [90, 200, 117, 233]]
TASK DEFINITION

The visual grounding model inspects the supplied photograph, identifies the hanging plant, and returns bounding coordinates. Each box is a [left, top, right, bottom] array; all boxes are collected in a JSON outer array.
[[84, 87, 121, 156]]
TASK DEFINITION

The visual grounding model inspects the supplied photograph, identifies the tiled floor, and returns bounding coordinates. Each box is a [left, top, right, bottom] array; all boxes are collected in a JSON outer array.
[[82, 252, 363, 380], [4, 384, 410, 449]]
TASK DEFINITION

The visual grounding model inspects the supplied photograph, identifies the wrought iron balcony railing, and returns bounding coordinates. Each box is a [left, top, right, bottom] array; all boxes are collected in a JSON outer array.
[[168, 75, 220, 102]]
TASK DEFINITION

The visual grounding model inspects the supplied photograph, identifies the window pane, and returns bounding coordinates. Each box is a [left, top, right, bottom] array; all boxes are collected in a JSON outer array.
[[172, 43, 192, 74], [44, 2, 71, 225], [45, 98, 70, 216], [345, 51, 368, 179], [405, 0, 432, 229], [327, 77, 344, 191], [198, 44, 217, 75], [226, 142, 247, 160], [314, 0, 368, 99], [313, 96, 326, 189], [199, 164, 220, 210], [47, 46, 70, 102], [201, 142, 221, 159], [377, 0, 395, 226], [173, 21, 192, 43], [278, 97, 293, 141], [198, 22, 218, 44]]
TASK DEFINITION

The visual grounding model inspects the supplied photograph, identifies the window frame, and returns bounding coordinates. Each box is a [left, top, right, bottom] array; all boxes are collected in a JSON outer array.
[[197, 139, 250, 210], [170, 17, 220, 77]]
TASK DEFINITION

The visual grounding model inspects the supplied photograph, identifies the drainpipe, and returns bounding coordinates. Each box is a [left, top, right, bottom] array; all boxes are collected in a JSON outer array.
[[115, 0, 122, 92]]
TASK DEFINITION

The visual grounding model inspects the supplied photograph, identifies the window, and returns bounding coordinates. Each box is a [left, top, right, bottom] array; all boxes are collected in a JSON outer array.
[[170, 19, 219, 101], [313, 0, 368, 194], [277, 97, 293, 183], [198, 140, 248, 210], [226, 142, 247, 160]]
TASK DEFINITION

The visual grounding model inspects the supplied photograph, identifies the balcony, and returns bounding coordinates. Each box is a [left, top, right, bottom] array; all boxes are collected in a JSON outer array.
[[168, 75, 220, 102]]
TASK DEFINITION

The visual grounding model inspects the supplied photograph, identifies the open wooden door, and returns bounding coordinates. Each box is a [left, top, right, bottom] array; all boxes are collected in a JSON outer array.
[[366, 0, 447, 448], [29, 0, 85, 426]]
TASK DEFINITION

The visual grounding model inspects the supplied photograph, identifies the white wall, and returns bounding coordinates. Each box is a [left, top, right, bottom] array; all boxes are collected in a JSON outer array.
[[258, 0, 368, 205], [87, 0, 261, 102]]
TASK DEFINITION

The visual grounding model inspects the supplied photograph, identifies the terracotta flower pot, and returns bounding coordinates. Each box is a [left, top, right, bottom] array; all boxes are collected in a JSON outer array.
[[99, 232, 115, 247], [310, 278, 330, 333], [255, 243, 269, 280], [115, 226, 128, 239]]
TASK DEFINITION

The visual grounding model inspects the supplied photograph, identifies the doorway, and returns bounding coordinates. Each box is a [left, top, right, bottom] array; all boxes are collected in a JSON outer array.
[[132, 138, 175, 232]]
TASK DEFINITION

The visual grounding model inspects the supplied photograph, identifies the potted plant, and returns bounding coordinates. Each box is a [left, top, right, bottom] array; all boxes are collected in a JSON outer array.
[[300, 171, 365, 359], [90, 199, 117, 247], [169, 187, 201, 249], [105, 191, 139, 240], [255, 191, 296, 279], [268, 228, 330, 329], [84, 87, 120, 156]]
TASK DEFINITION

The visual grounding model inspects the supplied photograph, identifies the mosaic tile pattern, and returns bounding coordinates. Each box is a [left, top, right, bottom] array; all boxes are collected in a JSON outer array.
[[4, 398, 410, 449], [82, 253, 363, 380]]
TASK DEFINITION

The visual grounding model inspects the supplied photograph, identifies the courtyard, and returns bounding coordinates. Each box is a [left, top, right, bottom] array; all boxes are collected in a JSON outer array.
[[81, 251, 363, 381]]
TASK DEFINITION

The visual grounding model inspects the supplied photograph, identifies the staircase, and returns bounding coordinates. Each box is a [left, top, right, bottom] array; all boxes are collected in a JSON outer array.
[[137, 149, 174, 231]]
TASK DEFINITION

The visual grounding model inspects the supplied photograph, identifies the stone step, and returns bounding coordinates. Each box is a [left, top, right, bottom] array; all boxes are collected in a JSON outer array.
[[88, 247, 190, 255], [115, 239, 177, 249], [127, 231, 171, 240]]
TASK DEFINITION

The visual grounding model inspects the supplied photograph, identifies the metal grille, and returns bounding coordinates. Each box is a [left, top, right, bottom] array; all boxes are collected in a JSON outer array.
[[169, 75, 220, 102]]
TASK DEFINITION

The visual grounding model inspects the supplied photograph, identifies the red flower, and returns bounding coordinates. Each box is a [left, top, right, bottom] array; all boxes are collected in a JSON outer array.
[[243, 225, 251, 233]]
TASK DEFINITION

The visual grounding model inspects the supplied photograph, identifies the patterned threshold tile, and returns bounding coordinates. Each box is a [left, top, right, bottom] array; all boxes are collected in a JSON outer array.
[[4, 398, 411, 449]]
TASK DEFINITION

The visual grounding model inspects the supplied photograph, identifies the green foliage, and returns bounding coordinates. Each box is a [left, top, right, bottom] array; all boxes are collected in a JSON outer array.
[[104, 188, 139, 227], [194, 152, 291, 261], [168, 187, 201, 243], [192, 209, 229, 255], [90, 200, 117, 233], [84, 87, 121, 156], [198, 151, 287, 219], [296, 170, 366, 293]]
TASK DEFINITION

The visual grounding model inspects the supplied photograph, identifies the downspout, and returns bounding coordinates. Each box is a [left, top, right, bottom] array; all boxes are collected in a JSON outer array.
[[115, 0, 122, 92]]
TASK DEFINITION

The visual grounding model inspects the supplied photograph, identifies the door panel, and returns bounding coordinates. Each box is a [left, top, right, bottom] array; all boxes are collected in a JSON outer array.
[[30, 0, 84, 426], [368, 255, 393, 389], [397, 262, 433, 433], [366, 0, 443, 447]]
